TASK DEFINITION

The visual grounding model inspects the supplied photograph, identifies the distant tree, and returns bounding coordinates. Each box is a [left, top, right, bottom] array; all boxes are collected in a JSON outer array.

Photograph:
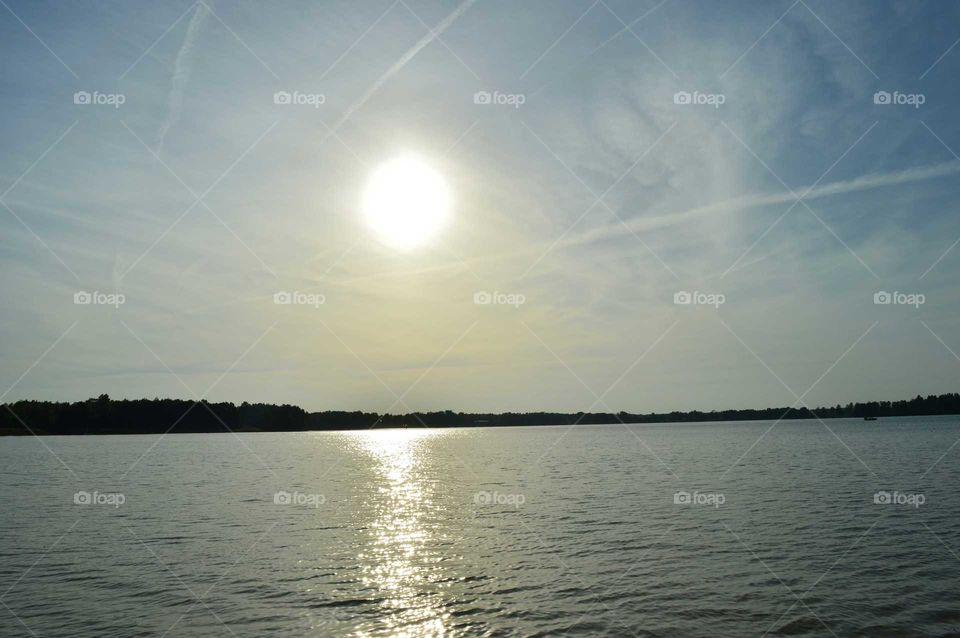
[[2, 392, 960, 435]]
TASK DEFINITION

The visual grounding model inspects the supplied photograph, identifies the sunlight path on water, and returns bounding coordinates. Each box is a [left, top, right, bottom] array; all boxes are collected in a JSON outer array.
[[351, 430, 453, 637]]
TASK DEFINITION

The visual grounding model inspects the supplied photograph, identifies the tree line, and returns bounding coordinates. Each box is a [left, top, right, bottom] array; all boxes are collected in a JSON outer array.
[[1, 392, 959, 435]]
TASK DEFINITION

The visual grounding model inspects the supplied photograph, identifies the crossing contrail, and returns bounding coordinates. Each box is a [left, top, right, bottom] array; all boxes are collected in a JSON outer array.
[[330, 0, 478, 133]]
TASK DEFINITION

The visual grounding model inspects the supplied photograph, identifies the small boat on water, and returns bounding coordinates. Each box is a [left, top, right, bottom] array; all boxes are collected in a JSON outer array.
[[863, 416, 878, 421]]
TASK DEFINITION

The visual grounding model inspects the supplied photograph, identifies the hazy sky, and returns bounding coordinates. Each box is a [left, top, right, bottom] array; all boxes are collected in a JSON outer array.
[[2, 0, 959, 413]]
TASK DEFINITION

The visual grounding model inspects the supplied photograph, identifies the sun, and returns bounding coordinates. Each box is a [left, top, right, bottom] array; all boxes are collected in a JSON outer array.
[[362, 155, 450, 251]]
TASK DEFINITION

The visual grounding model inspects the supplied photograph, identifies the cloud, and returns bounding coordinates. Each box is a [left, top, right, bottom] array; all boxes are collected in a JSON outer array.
[[156, 2, 209, 154]]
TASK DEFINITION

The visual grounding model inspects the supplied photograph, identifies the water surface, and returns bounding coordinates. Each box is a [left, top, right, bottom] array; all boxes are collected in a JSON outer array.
[[1, 417, 959, 636]]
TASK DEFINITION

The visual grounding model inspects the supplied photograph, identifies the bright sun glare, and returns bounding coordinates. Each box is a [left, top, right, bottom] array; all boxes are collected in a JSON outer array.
[[362, 155, 450, 250]]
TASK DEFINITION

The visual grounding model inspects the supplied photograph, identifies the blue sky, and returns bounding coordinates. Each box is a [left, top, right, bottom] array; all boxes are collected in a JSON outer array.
[[1, 0, 959, 413]]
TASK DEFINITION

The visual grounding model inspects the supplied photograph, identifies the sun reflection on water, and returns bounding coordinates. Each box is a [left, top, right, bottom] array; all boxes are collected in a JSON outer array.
[[351, 429, 451, 637]]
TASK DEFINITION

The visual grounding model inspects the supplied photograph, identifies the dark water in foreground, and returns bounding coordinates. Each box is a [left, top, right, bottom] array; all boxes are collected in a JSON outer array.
[[1, 417, 959, 637]]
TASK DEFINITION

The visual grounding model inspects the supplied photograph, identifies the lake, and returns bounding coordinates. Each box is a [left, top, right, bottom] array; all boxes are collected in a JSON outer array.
[[1, 417, 958, 637]]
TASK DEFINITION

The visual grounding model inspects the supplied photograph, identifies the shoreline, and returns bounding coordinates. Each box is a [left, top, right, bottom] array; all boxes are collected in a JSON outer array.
[[3, 412, 959, 437], [3, 393, 957, 437]]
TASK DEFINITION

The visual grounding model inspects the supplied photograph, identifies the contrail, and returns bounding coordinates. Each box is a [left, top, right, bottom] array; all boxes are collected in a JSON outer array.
[[323, 160, 960, 286], [564, 160, 960, 248], [157, 2, 209, 154], [330, 0, 478, 133]]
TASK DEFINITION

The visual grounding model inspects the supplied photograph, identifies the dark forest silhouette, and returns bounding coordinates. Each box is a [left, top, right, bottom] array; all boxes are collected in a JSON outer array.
[[2, 392, 959, 435]]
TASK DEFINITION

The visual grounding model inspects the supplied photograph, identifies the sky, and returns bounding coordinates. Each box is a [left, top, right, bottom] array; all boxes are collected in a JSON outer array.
[[1, 0, 959, 414]]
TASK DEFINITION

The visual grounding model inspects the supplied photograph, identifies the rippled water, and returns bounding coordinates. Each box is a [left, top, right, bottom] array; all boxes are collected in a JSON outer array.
[[2, 417, 959, 637]]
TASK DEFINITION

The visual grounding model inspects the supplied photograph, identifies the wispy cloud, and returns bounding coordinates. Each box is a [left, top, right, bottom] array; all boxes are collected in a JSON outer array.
[[156, 2, 209, 154]]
